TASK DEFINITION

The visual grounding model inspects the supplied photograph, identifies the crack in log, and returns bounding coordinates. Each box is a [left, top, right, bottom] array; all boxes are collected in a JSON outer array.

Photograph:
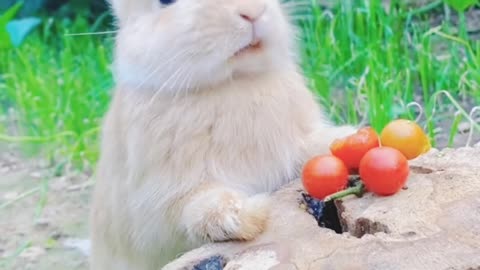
[[410, 165, 435, 174], [335, 200, 391, 238], [350, 217, 391, 238]]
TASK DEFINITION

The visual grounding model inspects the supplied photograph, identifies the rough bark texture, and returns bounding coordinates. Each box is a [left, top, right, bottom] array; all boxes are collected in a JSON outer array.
[[162, 146, 480, 270]]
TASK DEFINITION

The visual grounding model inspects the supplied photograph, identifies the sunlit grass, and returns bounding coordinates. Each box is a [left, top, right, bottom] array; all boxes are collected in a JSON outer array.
[[0, 0, 479, 171], [298, 0, 480, 146], [0, 16, 113, 170]]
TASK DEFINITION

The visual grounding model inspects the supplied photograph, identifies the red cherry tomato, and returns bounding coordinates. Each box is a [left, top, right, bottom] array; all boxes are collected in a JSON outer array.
[[330, 127, 380, 171], [301, 155, 349, 200], [359, 147, 410, 196]]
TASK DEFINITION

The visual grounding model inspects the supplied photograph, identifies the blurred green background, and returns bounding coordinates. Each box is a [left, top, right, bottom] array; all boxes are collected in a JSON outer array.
[[1, 0, 480, 173], [0, 0, 108, 18]]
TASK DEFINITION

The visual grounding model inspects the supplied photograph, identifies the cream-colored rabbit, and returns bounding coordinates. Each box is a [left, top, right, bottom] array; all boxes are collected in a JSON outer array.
[[89, 0, 356, 269]]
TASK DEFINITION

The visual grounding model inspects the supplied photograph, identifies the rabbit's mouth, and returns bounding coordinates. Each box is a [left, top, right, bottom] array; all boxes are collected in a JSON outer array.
[[234, 40, 263, 57]]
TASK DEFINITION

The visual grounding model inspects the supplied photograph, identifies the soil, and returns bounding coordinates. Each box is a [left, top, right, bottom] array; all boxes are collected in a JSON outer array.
[[0, 146, 91, 270]]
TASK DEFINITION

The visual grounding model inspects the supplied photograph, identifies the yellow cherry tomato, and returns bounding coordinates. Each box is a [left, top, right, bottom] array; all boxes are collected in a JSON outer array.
[[380, 119, 431, 160]]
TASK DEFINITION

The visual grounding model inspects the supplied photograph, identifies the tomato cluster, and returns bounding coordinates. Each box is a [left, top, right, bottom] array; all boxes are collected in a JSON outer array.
[[302, 119, 430, 200]]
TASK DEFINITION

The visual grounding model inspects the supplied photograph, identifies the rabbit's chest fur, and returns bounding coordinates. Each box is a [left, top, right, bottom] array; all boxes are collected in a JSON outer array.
[[111, 74, 315, 195], [92, 72, 322, 263]]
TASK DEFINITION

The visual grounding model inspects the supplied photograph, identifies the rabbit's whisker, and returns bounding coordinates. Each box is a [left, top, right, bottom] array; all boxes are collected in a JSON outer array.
[[150, 65, 188, 105], [64, 30, 118, 37], [134, 49, 192, 92]]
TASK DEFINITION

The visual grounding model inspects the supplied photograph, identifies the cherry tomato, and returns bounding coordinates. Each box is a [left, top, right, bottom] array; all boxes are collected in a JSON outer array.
[[359, 147, 410, 196], [301, 155, 349, 200], [330, 127, 380, 170], [380, 119, 431, 160]]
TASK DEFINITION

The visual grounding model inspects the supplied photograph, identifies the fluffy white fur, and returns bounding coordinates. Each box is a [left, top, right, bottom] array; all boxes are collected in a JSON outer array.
[[89, 0, 356, 269]]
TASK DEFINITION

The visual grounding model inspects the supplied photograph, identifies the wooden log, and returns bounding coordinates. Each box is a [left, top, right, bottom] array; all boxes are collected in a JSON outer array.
[[163, 146, 480, 270]]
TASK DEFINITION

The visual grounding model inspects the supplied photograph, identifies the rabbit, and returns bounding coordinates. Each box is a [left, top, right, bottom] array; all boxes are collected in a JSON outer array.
[[88, 0, 357, 269]]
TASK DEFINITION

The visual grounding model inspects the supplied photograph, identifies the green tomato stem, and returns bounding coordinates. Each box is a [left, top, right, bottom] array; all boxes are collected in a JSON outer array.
[[325, 182, 365, 202]]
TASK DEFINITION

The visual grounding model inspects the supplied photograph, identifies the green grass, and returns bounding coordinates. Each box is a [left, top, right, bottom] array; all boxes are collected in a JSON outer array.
[[298, 0, 480, 145], [1, 0, 480, 171], [0, 16, 113, 170]]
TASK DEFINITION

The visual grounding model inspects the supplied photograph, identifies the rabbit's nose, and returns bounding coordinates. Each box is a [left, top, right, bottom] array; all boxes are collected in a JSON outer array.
[[238, 5, 266, 23]]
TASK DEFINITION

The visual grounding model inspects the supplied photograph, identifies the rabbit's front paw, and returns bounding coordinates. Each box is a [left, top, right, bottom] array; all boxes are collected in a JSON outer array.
[[230, 194, 269, 241], [181, 190, 270, 243]]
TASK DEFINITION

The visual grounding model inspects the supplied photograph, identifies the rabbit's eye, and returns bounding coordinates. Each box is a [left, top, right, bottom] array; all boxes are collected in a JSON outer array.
[[159, 0, 175, 5]]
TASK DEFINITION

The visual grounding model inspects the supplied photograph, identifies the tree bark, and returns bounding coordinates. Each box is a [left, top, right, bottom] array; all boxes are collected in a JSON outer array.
[[163, 146, 480, 270]]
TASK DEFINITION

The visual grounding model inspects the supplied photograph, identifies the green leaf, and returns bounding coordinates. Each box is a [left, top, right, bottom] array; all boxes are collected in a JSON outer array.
[[6, 17, 41, 46], [444, 0, 478, 12], [44, 238, 58, 249], [0, 1, 23, 49], [0, 1, 23, 24]]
